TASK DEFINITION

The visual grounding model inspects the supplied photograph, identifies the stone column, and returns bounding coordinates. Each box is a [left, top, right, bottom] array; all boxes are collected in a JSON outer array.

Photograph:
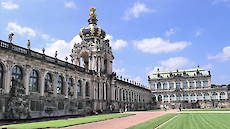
[[174, 81, 176, 89], [187, 80, 190, 88], [180, 81, 183, 89], [98, 56, 101, 73], [82, 79, 86, 99], [64, 76, 68, 97], [4, 65, 12, 93], [167, 82, 170, 89], [161, 82, 163, 89], [194, 80, 197, 88], [74, 77, 78, 98], [53, 74, 58, 96], [24, 68, 31, 95], [88, 56, 92, 70], [39, 70, 46, 96], [101, 57, 104, 73], [201, 80, 204, 87]]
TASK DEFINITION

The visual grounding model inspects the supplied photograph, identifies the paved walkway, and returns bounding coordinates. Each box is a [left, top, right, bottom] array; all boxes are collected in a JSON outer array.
[[63, 110, 177, 129]]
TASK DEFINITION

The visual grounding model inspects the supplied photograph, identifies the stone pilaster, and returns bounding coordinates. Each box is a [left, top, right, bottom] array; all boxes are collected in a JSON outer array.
[[24, 68, 31, 95], [39, 70, 46, 96]]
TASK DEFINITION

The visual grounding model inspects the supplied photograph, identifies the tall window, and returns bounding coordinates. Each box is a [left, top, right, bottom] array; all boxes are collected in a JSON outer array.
[[29, 70, 39, 92], [203, 80, 208, 87], [169, 82, 174, 89], [45, 73, 52, 92], [183, 81, 188, 88], [67, 78, 74, 96], [163, 82, 167, 89], [196, 80, 202, 88], [157, 82, 161, 89], [77, 80, 82, 96], [189, 81, 194, 88], [176, 81, 181, 89], [57, 76, 64, 94], [85, 82, 90, 97], [12, 65, 23, 81], [0, 64, 3, 88]]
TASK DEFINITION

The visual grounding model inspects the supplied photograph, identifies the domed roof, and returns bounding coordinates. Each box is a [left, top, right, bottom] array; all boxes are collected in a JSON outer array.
[[79, 8, 106, 40]]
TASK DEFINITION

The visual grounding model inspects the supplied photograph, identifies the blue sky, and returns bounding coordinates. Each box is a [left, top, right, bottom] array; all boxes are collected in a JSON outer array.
[[1, 0, 230, 85]]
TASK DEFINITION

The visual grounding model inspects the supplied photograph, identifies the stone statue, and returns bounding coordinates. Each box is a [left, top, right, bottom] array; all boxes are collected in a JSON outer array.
[[8, 33, 14, 43], [65, 56, 68, 62], [68, 86, 74, 97], [42, 48, 45, 54], [55, 51, 58, 58], [27, 40, 31, 49]]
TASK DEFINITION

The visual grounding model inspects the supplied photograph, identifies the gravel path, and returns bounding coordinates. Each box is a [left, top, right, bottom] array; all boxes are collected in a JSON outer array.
[[62, 110, 176, 129]]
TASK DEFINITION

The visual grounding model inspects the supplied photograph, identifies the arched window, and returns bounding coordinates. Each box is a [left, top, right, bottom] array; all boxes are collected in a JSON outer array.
[[163, 82, 167, 89], [197, 93, 203, 100], [164, 95, 169, 102], [29, 70, 39, 92], [169, 82, 174, 89], [183, 94, 189, 101], [12, 66, 23, 86], [190, 93, 196, 101], [77, 80, 82, 96], [157, 82, 161, 89], [220, 92, 226, 100], [158, 95, 163, 101], [212, 92, 218, 100], [0, 64, 4, 88], [12, 65, 23, 81], [183, 81, 188, 88], [204, 93, 210, 100], [85, 82, 90, 97], [44, 73, 52, 92], [176, 81, 181, 89], [177, 94, 182, 101], [57, 76, 64, 94], [170, 94, 176, 101], [67, 78, 74, 96]]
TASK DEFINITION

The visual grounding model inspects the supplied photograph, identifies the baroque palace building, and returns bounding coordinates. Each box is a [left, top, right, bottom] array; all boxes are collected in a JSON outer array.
[[0, 8, 152, 119], [149, 68, 230, 109]]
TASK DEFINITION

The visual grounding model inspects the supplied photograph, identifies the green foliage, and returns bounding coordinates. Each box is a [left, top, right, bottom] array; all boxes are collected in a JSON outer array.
[[0, 113, 134, 129], [160, 113, 230, 129], [127, 114, 177, 129]]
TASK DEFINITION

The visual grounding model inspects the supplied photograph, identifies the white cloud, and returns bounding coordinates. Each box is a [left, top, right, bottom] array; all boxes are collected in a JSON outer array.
[[148, 57, 194, 75], [7, 22, 36, 37], [208, 46, 230, 61], [105, 34, 128, 50], [123, 2, 154, 20], [134, 37, 191, 54], [202, 64, 214, 70], [114, 68, 126, 75], [33, 35, 82, 61], [64, 1, 76, 8], [1, 1, 19, 10], [132, 76, 142, 83], [165, 28, 176, 37]]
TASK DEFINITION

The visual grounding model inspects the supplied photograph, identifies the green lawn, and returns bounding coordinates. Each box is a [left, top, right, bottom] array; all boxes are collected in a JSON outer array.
[[127, 114, 177, 129], [182, 108, 230, 111], [0, 113, 134, 129], [159, 113, 230, 129]]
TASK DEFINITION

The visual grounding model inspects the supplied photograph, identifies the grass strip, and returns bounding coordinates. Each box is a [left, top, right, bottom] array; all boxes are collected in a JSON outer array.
[[127, 113, 177, 129], [182, 108, 230, 111], [0, 113, 135, 129], [159, 113, 230, 129]]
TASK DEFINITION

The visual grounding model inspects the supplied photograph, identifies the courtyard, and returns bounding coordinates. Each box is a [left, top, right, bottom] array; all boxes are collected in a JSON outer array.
[[1, 109, 230, 129]]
